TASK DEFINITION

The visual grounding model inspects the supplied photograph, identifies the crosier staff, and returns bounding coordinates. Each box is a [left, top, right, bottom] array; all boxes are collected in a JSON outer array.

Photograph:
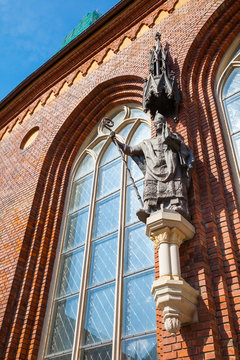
[[101, 117, 144, 208]]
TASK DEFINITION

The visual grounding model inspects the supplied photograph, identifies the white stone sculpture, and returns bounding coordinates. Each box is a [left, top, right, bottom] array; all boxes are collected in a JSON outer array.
[[146, 211, 199, 335]]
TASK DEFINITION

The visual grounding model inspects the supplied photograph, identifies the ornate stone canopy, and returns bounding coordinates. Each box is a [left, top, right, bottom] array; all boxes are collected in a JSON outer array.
[[142, 33, 181, 122]]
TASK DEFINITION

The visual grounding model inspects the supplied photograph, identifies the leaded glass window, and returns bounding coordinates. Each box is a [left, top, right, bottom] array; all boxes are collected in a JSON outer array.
[[44, 105, 157, 360], [220, 46, 240, 172]]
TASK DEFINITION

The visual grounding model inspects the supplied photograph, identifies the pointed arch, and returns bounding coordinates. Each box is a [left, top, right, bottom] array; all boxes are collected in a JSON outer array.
[[1, 76, 146, 359], [40, 104, 155, 359]]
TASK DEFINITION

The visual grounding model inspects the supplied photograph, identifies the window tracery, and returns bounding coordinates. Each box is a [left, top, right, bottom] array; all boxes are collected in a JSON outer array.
[[44, 105, 157, 360], [222, 65, 240, 166]]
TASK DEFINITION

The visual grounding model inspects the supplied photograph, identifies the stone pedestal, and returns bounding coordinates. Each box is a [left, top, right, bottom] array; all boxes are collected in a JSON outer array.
[[146, 211, 199, 335]]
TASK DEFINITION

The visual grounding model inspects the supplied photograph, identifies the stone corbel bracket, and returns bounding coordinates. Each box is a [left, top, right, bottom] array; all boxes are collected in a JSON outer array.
[[146, 211, 199, 335]]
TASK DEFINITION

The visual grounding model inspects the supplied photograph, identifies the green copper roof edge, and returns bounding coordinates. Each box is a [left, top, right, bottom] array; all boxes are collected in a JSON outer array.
[[60, 10, 102, 49]]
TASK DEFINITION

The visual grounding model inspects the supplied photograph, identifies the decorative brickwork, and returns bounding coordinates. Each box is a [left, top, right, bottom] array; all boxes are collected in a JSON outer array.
[[0, 0, 240, 359], [0, 0, 189, 141]]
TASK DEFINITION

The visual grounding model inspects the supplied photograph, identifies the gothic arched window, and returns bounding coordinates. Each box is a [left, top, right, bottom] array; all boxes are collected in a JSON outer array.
[[43, 105, 157, 360], [217, 44, 240, 187]]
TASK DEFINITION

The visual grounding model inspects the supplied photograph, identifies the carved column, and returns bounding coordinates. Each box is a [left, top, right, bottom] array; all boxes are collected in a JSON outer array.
[[146, 211, 199, 335]]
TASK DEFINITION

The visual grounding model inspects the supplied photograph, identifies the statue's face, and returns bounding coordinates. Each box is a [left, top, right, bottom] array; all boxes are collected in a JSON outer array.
[[154, 113, 166, 133]]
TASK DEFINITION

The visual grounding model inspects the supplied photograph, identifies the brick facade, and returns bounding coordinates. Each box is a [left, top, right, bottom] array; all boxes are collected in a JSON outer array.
[[0, 0, 240, 359]]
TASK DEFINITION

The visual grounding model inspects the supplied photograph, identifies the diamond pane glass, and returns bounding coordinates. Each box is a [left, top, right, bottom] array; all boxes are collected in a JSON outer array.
[[126, 122, 149, 184], [127, 157, 144, 184], [74, 155, 94, 180], [93, 193, 120, 239], [222, 68, 240, 99], [80, 345, 112, 360], [111, 110, 125, 130], [57, 248, 84, 297], [70, 174, 93, 212], [130, 109, 149, 120], [101, 142, 120, 165], [122, 334, 157, 360], [89, 234, 118, 286], [122, 270, 156, 336], [124, 223, 154, 275], [224, 92, 240, 134], [130, 123, 151, 146], [232, 132, 240, 165], [83, 283, 115, 345], [97, 158, 121, 199], [117, 123, 133, 139], [47, 295, 79, 354], [92, 140, 105, 156], [126, 181, 144, 225], [64, 207, 89, 251]]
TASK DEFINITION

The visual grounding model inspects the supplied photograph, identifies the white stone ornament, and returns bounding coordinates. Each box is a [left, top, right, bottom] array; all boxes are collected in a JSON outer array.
[[164, 314, 181, 335], [146, 211, 199, 335]]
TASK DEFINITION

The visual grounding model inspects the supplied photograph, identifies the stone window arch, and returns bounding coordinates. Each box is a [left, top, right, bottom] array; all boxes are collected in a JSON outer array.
[[42, 104, 157, 360]]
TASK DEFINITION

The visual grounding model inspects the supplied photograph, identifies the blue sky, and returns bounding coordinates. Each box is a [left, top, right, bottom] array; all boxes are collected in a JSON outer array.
[[0, 0, 119, 101]]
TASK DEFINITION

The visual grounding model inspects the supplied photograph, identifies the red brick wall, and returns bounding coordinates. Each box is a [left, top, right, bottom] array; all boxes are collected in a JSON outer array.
[[0, 0, 240, 359]]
